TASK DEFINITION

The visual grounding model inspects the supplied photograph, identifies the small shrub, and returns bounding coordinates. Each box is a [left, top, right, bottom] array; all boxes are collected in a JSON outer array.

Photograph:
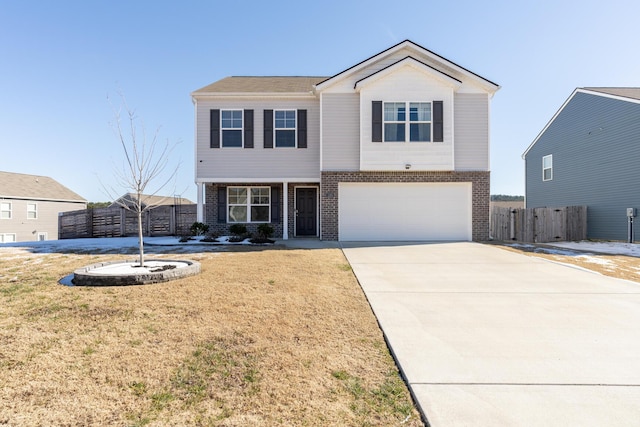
[[229, 224, 247, 236], [190, 222, 209, 236], [256, 224, 274, 240]]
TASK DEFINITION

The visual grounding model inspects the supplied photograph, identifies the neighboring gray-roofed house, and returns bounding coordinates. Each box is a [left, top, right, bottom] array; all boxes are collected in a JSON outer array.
[[192, 40, 499, 241], [0, 171, 87, 242], [523, 87, 640, 241], [109, 193, 194, 209]]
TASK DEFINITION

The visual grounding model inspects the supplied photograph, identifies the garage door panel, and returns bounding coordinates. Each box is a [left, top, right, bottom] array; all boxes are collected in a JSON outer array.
[[338, 182, 472, 241]]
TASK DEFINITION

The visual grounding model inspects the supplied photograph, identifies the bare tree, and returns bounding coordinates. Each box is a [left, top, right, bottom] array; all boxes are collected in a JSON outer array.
[[101, 93, 180, 267]]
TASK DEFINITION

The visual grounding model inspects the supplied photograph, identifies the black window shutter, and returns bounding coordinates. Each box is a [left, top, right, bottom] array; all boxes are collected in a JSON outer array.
[[297, 109, 307, 148], [433, 101, 443, 142], [271, 186, 280, 222], [210, 109, 220, 148], [244, 110, 254, 148], [217, 187, 226, 223], [372, 101, 382, 142], [264, 110, 273, 148]]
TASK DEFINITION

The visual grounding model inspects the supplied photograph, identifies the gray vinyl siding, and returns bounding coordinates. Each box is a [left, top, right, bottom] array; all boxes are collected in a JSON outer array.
[[0, 198, 85, 241], [454, 93, 489, 170], [321, 93, 359, 171], [195, 98, 320, 180], [525, 92, 640, 240]]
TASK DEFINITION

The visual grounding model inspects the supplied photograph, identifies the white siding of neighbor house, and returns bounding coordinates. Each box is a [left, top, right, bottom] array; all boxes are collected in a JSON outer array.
[[195, 97, 320, 180], [321, 93, 360, 171], [454, 93, 490, 171], [0, 198, 85, 241], [359, 65, 455, 171]]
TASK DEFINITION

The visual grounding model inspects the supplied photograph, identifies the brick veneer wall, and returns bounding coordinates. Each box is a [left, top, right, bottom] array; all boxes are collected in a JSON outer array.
[[320, 171, 490, 241]]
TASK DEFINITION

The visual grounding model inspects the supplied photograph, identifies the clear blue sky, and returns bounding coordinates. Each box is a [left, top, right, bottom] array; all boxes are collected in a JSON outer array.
[[1, 0, 639, 202]]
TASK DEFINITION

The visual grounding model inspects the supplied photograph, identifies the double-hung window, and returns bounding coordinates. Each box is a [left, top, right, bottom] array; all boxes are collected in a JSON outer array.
[[1, 233, 16, 243], [383, 102, 431, 142], [0, 202, 11, 219], [221, 110, 243, 147], [228, 187, 270, 223], [274, 110, 296, 147], [27, 203, 37, 219], [542, 155, 553, 181]]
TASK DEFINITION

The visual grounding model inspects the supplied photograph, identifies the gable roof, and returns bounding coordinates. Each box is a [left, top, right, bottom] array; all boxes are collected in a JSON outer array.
[[0, 171, 86, 202], [354, 56, 462, 91], [315, 39, 500, 93], [522, 87, 640, 158], [109, 193, 194, 208], [192, 76, 328, 95]]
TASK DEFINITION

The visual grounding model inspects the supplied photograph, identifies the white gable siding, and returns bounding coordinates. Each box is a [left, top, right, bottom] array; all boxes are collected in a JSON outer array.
[[321, 93, 360, 171], [195, 97, 320, 180], [322, 46, 489, 95], [454, 93, 489, 171], [359, 65, 455, 171]]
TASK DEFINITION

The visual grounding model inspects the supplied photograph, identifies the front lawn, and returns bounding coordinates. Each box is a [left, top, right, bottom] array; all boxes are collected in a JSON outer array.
[[0, 245, 423, 426]]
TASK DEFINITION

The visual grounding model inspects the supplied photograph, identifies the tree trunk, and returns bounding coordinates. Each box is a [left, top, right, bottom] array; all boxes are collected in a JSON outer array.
[[137, 210, 144, 267]]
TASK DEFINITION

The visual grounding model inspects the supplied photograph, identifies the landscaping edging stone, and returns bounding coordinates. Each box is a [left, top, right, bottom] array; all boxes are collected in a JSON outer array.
[[73, 259, 201, 286]]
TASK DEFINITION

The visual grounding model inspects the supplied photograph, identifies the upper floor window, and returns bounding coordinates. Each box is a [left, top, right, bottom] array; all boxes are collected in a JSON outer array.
[[228, 186, 270, 223], [27, 203, 37, 219], [221, 110, 243, 147], [274, 110, 296, 147], [1, 202, 11, 219], [542, 155, 553, 181], [383, 102, 431, 142]]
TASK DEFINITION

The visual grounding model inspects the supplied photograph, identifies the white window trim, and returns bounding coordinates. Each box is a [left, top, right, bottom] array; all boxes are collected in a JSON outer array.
[[543, 154, 553, 181], [383, 101, 432, 143], [227, 186, 271, 223], [221, 109, 244, 148], [1, 233, 16, 243], [27, 202, 37, 219], [274, 109, 297, 148], [0, 201, 12, 219], [37, 232, 47, 241]]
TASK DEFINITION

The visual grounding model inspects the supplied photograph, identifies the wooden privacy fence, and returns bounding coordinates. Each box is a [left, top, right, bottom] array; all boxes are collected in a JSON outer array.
[[59, 205, 197, 239], [490, 206, 587, 243]]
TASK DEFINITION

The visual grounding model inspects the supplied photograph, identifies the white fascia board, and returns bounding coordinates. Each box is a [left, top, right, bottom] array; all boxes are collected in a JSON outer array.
[[354, 56, 462, 92], [0, 195, 86, 203], [316, 40, 500, 94], [196, 177, 320, 184]]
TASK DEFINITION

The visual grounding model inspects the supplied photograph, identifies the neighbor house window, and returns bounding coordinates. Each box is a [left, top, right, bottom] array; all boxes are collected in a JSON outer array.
[[27, 203, 37, 219], [274, 110, 296, 147], [383, 102, 431, 142], [1, 233, 16, 243], [227, 187, 270, 223], [221, 110, 243, 147], [543, 155, 553, 181], [0, 202, 11, 219]]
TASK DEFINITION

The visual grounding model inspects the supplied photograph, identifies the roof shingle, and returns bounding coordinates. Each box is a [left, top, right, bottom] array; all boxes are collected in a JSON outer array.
[[0, 171, 86, 202], [192, 76, 329, 94]]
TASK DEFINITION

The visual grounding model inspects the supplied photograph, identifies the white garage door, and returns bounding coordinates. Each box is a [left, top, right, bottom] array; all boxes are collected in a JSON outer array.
[[338, 182, 472, 241]]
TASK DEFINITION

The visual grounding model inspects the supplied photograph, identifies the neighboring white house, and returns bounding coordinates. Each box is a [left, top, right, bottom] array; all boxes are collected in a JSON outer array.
[[191, 40, 500, 241], [0, 171, 87, 242]]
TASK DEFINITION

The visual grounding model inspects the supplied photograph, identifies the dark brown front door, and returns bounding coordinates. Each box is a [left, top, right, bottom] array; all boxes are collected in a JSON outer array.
[[295, 187, 317, 236]]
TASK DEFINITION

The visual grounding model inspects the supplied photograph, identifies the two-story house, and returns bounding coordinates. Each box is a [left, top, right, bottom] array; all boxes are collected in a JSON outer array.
[[192, 40, 499, 241], [523, 87, 640, 241], [0, 171, 87, 242]]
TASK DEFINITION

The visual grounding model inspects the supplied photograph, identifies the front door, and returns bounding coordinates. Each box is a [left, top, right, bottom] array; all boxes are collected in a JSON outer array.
[[295, 187, 317, 236]]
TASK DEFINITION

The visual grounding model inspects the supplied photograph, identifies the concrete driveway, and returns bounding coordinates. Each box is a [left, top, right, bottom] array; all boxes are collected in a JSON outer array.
[[341, 242, 640, 427]]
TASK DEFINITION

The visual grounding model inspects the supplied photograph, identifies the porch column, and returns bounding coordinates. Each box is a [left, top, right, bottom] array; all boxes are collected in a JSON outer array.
[[282, 182, 289, 240], [196, 182, 204, 222]]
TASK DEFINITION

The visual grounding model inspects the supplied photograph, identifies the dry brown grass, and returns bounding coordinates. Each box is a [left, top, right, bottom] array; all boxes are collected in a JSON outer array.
[[490, 242, 640, 283], [0, 245, 423, 426]]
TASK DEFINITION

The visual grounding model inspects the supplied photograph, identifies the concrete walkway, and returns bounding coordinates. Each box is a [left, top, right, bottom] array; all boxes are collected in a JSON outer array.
[[341, 242, 640, 427]]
